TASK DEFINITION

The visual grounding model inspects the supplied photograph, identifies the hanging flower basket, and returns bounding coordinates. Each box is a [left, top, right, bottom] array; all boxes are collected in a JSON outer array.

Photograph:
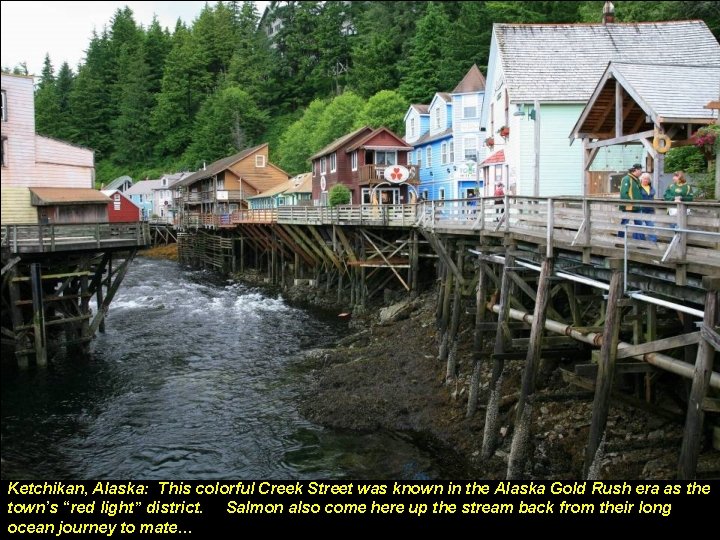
[[692, 125, 719, 158], [485, 137, 495, 148], [498, 126, 510, 138]]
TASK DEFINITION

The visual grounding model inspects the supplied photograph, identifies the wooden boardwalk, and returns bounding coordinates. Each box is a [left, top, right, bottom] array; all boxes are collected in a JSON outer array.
[[1, 222, 150, 253]]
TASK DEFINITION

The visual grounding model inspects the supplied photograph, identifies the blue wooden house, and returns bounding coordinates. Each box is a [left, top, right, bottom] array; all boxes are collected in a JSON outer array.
[[480, 16, 720, 196], [405, 65, 487, 201]]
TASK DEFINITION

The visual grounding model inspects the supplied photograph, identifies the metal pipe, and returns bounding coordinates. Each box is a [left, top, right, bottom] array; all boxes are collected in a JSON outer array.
[[490, 304, 720, 389], [628, 292, 705, 319]]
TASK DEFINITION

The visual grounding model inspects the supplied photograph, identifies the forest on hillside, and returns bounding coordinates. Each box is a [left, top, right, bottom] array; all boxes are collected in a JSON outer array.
[[5, 1, 719, 184]]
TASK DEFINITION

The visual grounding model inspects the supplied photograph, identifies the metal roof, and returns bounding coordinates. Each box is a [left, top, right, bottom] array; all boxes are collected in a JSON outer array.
[[176, 144, 268, 187]]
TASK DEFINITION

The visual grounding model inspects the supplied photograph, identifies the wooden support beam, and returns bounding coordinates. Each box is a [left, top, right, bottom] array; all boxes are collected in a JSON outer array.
[[307, 225, 343, 271], [678, 278, 719, 479], [586, 129, 655, 149], [29, 263, 47, 366], [275, 225, 316, 267], [420, 229, 464, 286], [467, 261, 489, 418], [334, 227, 358, 264], [482, 252, 515, 459], [616, 331, 701, 359], [508, 256, 554, 479], [584, 259, 623, 478], [446, 242, 464, 382], [89, 251, 136, 335], [360, 229, 409, 291], [290, 225, 332, 268], [574, 362, 654, 378]]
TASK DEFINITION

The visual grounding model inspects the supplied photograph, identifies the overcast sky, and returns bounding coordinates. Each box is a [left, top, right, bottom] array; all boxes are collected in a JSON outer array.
[[1, 1, 269, 77]]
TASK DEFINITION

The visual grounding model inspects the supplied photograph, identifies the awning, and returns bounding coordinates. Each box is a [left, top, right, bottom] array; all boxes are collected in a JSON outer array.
[[480, 149, 505, 166]]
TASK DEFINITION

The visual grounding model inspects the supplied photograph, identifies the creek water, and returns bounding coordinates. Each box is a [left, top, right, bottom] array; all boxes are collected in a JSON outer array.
[[1, 257, 462, 480]]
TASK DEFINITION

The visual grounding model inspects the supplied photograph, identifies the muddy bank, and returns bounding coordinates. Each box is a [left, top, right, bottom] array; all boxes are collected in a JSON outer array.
[[209, 264, 718, 480], [138, 243, 179, 261]]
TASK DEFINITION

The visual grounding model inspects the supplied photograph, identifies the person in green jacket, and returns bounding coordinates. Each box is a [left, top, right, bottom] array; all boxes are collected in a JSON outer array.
[[618, 163, 644, 239], [663, 171, 693, 228]]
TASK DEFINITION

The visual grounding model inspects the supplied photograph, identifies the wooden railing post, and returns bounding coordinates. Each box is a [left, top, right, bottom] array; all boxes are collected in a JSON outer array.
[[546, 198, 554, 258]]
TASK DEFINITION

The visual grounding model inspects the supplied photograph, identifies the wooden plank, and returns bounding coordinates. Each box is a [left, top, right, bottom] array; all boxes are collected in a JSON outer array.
[[307, 225, 343, 271], [616, 332, 701, 359], [574, 362, 655, 378]]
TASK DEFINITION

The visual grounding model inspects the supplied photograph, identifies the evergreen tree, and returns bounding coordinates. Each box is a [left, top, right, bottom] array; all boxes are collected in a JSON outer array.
[[54, 62, 75, 140], [398, 2, 461, 103], [151, 24, 213, 158], [182, 85, 269, 169], [144, 16, 172, 96], [227, 1, 272, 105], [35, 54, 61, 137]]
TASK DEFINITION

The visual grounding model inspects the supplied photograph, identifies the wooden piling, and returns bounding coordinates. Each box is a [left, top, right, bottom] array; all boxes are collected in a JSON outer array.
[[445, 243, 464, 382], [30, 263, 47, 366], [507, 255, 554, 479], [482, 252, 515, 459], [678, 277, 719, 479], [584, 258, 623, 478], [467, 260, 489, 418]]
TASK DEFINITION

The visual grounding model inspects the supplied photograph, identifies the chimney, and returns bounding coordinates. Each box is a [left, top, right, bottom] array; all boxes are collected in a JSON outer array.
[[602, 1, 615, 24], [203, 161, 206, 170]]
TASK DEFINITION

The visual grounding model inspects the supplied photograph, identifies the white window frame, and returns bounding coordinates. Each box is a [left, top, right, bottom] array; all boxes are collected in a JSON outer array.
[[410, 118, 415, 138], [435, 108, 441, 129], [330, 152, 337, 172], [449, 141, 454, 163], [1, 90, 7, 122], [351, 151, 358, 171], [425, 147, 432, 168], [313, 161, 317, 177], [441, 142, 447, 165], [417, 150, 422, 170], [439, 188, 445, 200], [463, 94, 478, 119], [320, 157, 327, 174], [464, 136, 477, 162], [255, 155, 266, 167]]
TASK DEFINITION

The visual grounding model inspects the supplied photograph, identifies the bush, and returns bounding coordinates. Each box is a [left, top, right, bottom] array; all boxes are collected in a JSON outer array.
[[328, 184, 351, 207]]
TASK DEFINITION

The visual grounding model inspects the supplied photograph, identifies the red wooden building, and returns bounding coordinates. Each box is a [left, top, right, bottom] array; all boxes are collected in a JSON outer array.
[[309, 126, 413, 205], [102, 189, 141, 222]]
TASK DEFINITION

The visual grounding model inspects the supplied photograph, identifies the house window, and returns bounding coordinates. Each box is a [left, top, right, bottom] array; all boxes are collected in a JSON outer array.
[[422, 190, 429, 200], [256, 155, 266, 167], [425, 147, 432, 168], [320, 157, 327, 174], [435, 108, 441, 129], [330, 152, 337, 172], [463, 95, 478, 118], [375, 151, 396, 165], [449, 141, 454, 163], [1, 136, 7, 167], [490, 102, 495, 136], [504, 89, 509, 126], [438, 188, 445, 200], [113, 194, 121, 211], [351, 151, 357, 171], [441, 142, 447, 165], [313, 161, 317, 177], [410, 118, 415, 137], [464, 136, 477, 162], [417, 150, 422, 169], [1, 90, 6, 122]]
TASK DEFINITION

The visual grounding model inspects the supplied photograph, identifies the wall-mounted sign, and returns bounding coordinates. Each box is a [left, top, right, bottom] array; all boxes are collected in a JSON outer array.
[[383, 165, 409, 184], [320, 175, 327, 192], [216, 190, 229, 200]]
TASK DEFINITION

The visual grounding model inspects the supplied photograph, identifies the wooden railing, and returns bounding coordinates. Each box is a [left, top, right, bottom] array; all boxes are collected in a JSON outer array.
[[1, 222, 151, 253], [175, 197, 720, 270]]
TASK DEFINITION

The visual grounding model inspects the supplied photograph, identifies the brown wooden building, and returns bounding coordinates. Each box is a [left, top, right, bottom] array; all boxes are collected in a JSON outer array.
[[310, 126, 413, 205], [176, 143, 289, 228]]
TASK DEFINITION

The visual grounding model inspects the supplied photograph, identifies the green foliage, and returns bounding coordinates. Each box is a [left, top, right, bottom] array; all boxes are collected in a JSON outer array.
[[354, 90, 408, 135], [328, 183, 351, 206], [665, 146, 707, 174], [277, 99, 329, 175], [311, 92, 365, 150], [182, 85, 268, 170]]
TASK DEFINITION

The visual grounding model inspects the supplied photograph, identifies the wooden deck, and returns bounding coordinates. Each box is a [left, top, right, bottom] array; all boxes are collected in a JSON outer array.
[[180, 197, 720, 276], [1, 222, 151, 253]]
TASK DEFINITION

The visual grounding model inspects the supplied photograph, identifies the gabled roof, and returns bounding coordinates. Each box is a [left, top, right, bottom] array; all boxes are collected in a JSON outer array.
[[410, 104, 429, 115], [436, 92, 451, 103], [102, 189, 141, 208], [453, 64, 486, 94], [162, 172, 193, 187], [177, 143, 269, 187], [310, 126, 373, 160], [29, 188, 110, 206], [346, 127, 412, 152], [247, 172, 312, 200], [105, 175, 132, 190], [494, 20, 720, 103], [125, 180, 163, 195], [413, 127, 453, 146]]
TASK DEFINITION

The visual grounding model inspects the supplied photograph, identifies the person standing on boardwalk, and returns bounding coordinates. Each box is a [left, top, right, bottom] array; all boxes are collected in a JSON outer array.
[[639, 172, 657, 242], [618, 163, 644, 240], [663, 171, 694, 228]]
